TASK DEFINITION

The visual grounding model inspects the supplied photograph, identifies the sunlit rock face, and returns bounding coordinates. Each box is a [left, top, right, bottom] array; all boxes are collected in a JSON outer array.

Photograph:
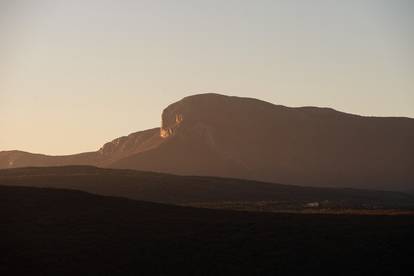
[[160, 114, 183, 138]]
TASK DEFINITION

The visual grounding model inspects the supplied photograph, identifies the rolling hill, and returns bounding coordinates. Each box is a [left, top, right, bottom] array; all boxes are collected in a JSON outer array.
[[1, 185, 413, 275], [1, 166, 413, 211]]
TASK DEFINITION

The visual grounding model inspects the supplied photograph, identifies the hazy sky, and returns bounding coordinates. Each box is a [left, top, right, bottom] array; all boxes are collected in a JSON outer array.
[[1, 0, 413, 155]]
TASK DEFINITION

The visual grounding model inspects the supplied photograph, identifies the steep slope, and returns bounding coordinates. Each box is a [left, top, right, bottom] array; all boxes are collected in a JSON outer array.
[[1, 166, 413, 209], [112, 94, 414, 190], [1, 93, 413, 190], [97, 128, 163, 165]]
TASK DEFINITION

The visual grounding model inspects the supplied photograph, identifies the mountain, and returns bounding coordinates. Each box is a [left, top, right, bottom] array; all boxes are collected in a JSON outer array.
[[1, 93, 413, 190], [0, 128, 162, 168], [1, 166, 413, 211], [1, 185, 413, 275]]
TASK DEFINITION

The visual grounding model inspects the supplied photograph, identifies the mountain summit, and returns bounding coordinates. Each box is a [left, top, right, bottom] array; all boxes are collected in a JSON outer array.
[[1, 93, 413, 190]]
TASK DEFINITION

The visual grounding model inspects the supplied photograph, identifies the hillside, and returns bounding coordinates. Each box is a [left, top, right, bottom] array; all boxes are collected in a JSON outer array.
[[1, 93, 413, 191], [0, 128, 162, 168], [1, 185, 413, 275], [1, 166, 413, 211]]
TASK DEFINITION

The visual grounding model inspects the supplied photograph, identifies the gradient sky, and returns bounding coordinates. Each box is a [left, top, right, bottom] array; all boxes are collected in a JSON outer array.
[[1, 0, 413, 155]]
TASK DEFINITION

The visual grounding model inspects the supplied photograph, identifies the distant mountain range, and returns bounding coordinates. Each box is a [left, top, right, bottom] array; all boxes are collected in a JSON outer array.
[[1, 93, 413, 191]]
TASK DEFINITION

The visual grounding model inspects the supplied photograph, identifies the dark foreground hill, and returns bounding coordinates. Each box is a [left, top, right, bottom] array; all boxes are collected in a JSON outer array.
[[1, 166, 413, 211], [1, 185, 413, 275], [1, 93, 413, 191]]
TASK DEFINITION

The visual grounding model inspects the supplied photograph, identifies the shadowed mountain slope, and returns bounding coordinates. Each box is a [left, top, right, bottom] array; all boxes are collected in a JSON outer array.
[[1, 94, 413, 190], [1, 166, 413, 209], [1, 185, 413, 275]]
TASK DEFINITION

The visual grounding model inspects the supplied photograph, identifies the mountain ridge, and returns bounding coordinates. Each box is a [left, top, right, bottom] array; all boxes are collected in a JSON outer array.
[[1, 93, 413, 191]]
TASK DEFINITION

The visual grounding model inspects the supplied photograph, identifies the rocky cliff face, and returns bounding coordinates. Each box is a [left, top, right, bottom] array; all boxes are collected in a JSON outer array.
[[1, 93, 414, 191], [160, 114, 183, 138]]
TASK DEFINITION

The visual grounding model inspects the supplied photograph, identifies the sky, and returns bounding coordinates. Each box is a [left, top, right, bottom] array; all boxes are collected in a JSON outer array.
[[0, 0, 413, 155]]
